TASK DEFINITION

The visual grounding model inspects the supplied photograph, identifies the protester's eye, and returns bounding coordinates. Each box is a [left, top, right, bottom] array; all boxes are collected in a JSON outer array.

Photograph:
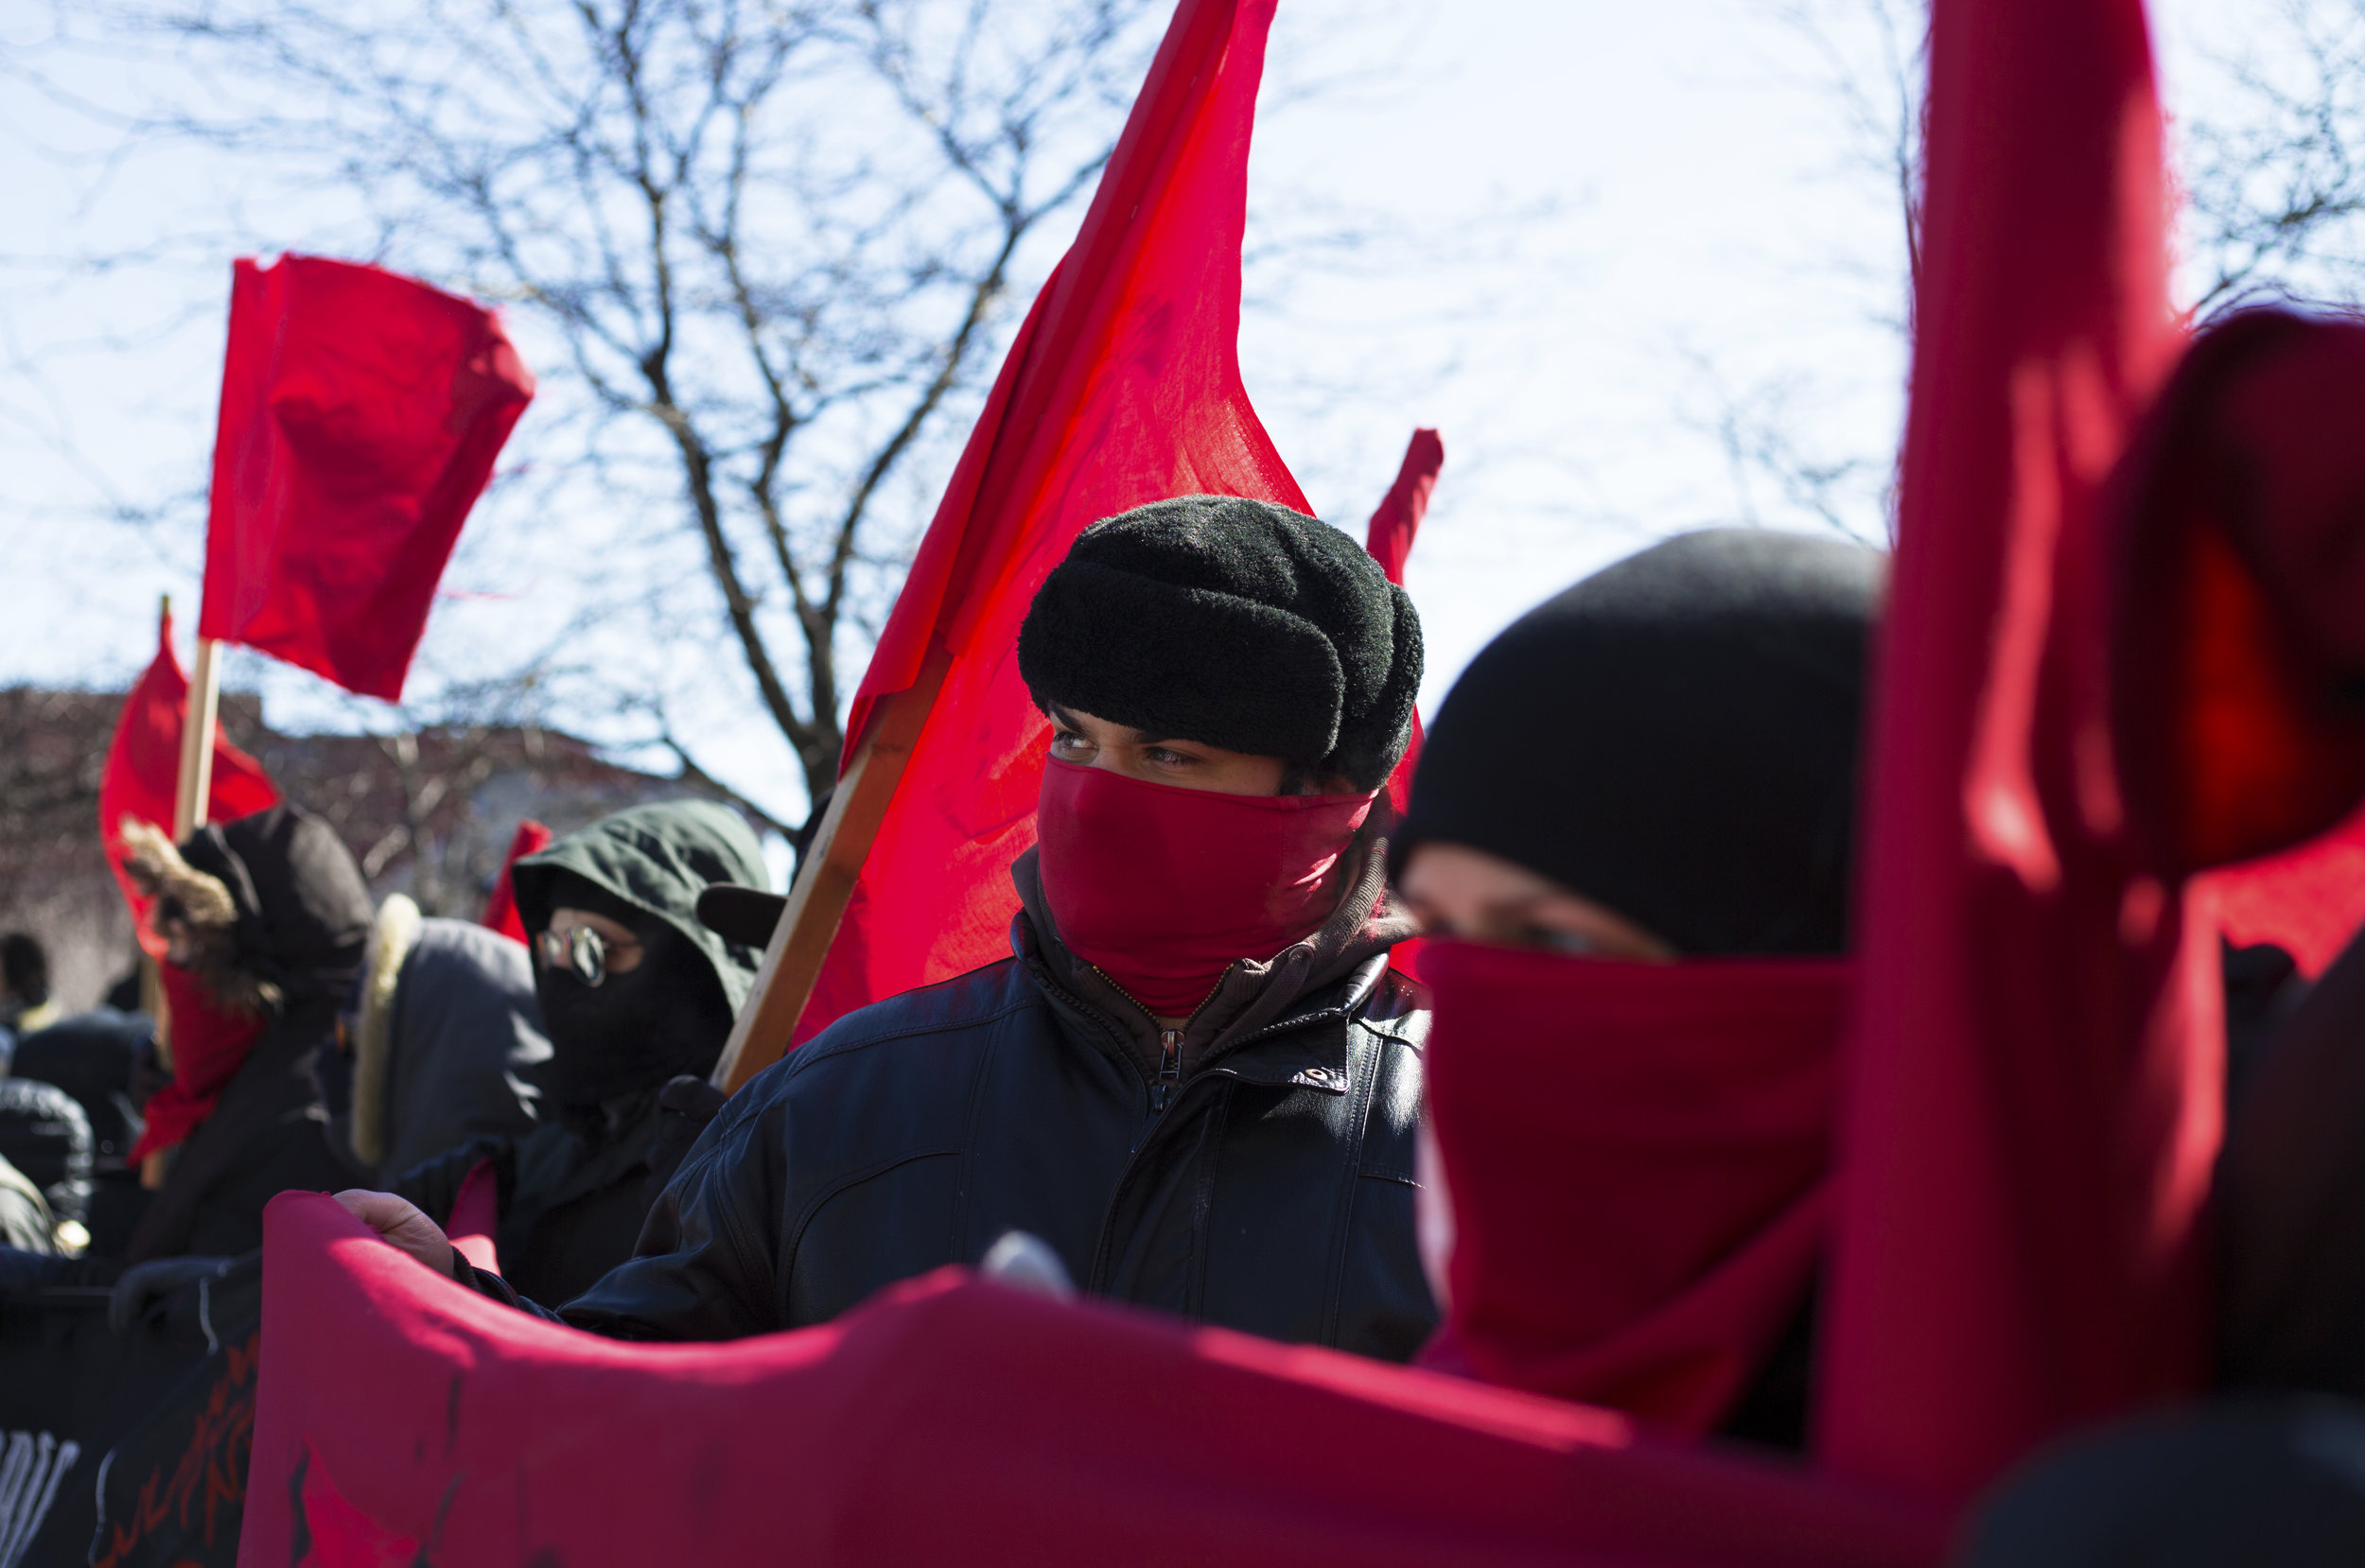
[[1050, 728, 1094, 758], [1146, 747, 1197, 768]]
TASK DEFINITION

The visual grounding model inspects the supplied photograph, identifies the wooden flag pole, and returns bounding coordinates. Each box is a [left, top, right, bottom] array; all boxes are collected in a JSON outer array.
[[148, 615, 223, 1187], [173, 636, 223, 841], [709, 648, 953, 1094]]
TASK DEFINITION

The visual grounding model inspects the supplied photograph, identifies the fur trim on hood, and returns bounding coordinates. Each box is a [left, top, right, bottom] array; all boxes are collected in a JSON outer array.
[[118, 816, 277, 1017], [119, 817, 236, 929], [349, 894, 422, 1168]]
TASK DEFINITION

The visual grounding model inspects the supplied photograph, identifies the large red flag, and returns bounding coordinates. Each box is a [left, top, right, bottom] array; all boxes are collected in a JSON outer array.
[[98, 609, 281, 955], [238, 1191, 1945, 1568], [199, 254, 535, 701], [1817, 0, 2210, 1503], [792, 0, 1303, 1044]]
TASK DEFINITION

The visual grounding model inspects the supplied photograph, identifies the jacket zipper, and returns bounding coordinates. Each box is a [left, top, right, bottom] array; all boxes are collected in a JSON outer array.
[[1081, 961, 1221, 1119], [1152, 1029, 1183, 1112]]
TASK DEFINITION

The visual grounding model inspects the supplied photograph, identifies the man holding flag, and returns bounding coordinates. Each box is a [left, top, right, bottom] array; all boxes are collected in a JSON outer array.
[[343, 493, 1439, 1360]]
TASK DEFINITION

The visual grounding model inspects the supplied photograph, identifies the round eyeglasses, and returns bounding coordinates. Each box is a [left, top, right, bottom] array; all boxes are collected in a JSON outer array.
[[536, 924, 615, 986]]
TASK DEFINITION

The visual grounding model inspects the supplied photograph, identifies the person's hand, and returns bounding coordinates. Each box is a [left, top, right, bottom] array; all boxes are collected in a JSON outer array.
[[109, 1255, 234, 1334], [335, 1190, 462, 1280]]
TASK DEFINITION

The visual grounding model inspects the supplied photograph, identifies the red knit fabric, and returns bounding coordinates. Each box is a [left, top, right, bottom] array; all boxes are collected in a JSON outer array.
[[1418, 941, 1842, 1435], [1034, 759, 1374, 1015], [128, 963, 266, 1163]]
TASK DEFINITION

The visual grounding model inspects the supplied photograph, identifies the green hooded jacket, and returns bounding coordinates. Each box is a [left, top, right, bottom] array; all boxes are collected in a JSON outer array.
[[397, 799, 769, 1305], [509, 799, 769, 1015]]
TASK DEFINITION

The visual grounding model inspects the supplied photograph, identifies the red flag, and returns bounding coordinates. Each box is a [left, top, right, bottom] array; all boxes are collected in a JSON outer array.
[[199, 254, 535, 701], [1362, 427, 1442, 585], [241, 1191, 1946, 1567], [1363, 428, 1442, 978], [98, 609, 281, 956], [794, 0, 1304, 1044], [480, 819, 552, 943], [1363, 427, 1441, 809], [1818, 0, 2208, 1502]]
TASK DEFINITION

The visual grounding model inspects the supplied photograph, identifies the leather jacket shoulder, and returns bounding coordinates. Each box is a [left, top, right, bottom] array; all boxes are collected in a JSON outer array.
[[542, 948, 1435, 1360]]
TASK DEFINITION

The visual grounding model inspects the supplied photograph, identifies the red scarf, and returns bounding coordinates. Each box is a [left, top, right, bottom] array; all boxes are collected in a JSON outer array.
[[129, 962, 268, 1163], [1034, 758, 1374, 1016], [1417, 938, 1847, 1435]]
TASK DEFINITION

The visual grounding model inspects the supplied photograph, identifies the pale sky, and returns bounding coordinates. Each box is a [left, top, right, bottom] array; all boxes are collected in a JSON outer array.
[[0, 0, 2283, 845]]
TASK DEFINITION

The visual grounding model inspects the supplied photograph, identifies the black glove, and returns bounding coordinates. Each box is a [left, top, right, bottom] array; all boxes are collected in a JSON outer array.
[[642, 1074, 729, 1205], [109, 1254, 233, 1334]]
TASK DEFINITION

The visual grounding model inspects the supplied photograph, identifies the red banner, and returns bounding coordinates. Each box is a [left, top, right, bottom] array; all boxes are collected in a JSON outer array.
[[199, 254, 534, 702], [793, 0, 1305, 1043], [98, 609, 281, 953], [1818, 0, 2211, 1503], [239, 1192, 1944, 1568]]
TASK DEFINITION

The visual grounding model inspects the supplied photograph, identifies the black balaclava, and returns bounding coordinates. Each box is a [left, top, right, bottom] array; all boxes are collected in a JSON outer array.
[[528, 870, 734, 1107], [179, 804, 376, 1008], [1017, 496, 1423, 791], [1393, 529, 1883, 955], [510, 801, 767, 1109]]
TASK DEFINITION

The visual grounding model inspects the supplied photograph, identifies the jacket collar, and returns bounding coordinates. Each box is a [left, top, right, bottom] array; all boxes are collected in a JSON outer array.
[[1008, 810, 1416, 1090]]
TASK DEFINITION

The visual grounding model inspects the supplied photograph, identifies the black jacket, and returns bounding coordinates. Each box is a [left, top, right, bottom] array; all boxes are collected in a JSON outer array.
[[484, 839, 1439, 1361], [398, 1100, 666, 1308], [127, 806, 374, 1263]]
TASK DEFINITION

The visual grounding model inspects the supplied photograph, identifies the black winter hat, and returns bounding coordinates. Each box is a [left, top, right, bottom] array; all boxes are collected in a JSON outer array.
[[1394, 529, 1883, 955], [1017, 496, 1422, 791]]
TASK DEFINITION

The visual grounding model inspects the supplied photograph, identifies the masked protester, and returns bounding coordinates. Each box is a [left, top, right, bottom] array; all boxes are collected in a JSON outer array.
[[390, 802, 764, 1306], [340, 496, 1436, 1360], [1391, 529, 1880, 1447], [115, 805, 373, 1263]]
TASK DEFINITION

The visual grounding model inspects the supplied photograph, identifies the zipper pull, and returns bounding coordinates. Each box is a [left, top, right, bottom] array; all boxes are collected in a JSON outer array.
[[1151, 1029, 1183, 1111]]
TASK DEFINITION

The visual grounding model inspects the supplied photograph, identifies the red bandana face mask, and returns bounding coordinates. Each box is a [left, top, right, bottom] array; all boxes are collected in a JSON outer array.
[[129, 959, 269, 1164], [1034, 758, 1375, 1017], [1415, 937, 1849, 1435]]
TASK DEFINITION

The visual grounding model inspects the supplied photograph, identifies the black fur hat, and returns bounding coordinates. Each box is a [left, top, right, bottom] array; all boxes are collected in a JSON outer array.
[[1017, 496, 1422, 791]]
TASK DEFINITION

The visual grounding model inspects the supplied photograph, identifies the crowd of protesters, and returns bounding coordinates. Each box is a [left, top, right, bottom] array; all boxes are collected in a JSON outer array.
[[4, 440, 2365, 1560]]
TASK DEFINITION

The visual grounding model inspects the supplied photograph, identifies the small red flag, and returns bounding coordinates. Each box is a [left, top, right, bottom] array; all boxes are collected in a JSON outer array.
[[1361, 427, 1442, 586], [795, 0, 1304, 1044], [199, 254, 535, 701], [98, 609, 281, 954], [480, 819, 552, 944]]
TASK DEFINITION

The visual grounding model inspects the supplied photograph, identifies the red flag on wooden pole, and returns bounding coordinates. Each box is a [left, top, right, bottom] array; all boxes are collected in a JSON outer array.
[[99, 603, 281, 955], [198, 254, 535, 702], [714, 0, 1305, 1084], [1818, 0, 2208, 1502]]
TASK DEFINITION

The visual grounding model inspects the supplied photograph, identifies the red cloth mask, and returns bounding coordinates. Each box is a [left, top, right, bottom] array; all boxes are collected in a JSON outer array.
[[130, 960, 269, 1163], [1417, 938, 1848, 1436], [1034, 758, 1374, 1017]]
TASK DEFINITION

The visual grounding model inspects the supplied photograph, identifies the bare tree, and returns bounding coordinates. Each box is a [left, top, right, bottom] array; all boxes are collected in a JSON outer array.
[[2180, 0, 2365, 312], [15, 0, 1165, 822], [1702, 0, 2365, 547]]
